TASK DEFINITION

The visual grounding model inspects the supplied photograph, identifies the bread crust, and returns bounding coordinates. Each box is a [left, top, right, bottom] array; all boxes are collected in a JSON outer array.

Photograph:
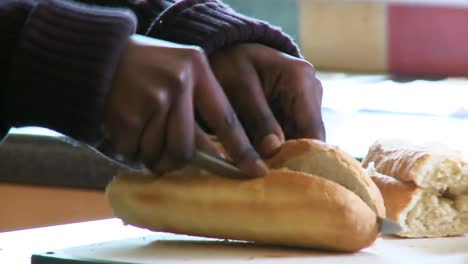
[[370, 174, 419, 222], [106, 169, 379, 252], [106, 139, 383, 251], [362, 139, 464, 185], [268, 139, 385, 217], [362, 140, 428, 182]]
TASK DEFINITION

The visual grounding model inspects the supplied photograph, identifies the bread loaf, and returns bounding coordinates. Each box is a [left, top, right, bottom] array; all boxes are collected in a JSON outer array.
[[106, 139, 384, 252], [363, 139, 468, 237]]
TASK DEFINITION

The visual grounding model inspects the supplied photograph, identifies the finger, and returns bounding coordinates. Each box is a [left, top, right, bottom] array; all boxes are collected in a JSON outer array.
[[102, 98, 149, 162], [194, 60, 268, 178], [244, 45, 326, 141], [288, 75, 326, 141], [138, 89, 171, 170], [155, 84, 195, 174], [219, 63, 284, 158], [195, 124, 225, 159]]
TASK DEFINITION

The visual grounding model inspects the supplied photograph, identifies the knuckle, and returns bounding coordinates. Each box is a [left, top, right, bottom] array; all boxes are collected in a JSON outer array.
[[168, 66, 190, 95], [293, 59, 316, 73], [232, 146, 259, 163], [222, 110, 241, 130], [185, 46, 205, 61], [314, 78, 324, 96], [245, 112, 277, 140], [149, 89, 169, 112], [183, 46, 208, 70], [169, 47, 207, 95]]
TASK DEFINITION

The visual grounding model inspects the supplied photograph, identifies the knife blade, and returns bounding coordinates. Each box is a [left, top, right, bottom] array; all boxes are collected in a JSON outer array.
[[192, 149, 403, 235], [378, 216, 403, 235], [192, 149, 246, 179]]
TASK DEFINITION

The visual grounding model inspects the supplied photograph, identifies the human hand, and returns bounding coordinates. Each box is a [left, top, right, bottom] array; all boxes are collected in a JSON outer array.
[[209, 43, 325, 157], [102, 35, 268, 177]]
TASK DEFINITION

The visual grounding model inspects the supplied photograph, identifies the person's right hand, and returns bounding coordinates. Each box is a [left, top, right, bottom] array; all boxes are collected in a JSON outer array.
[[101, 35, 268, 177]]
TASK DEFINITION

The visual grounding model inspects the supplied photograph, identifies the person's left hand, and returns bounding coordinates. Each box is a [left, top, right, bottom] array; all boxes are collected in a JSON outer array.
[[209, 43, 326, 158]]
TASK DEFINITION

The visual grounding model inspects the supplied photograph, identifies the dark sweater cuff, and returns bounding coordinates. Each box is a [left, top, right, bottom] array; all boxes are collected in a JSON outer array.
[[0, 0, 36, 142], [5, 0, 136, 144], [147, 0, 301, 57]]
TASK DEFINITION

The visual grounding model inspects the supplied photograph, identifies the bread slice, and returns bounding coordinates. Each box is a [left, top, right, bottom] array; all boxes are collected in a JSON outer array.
[[106, 139, 383, 251], [362, 139, 468, 194], [267, 139, 385, 217], [369, 167, 468, 237]]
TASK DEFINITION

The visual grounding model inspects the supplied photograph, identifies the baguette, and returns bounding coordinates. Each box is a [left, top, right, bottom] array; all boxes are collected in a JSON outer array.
[[363, 139, 468, 237], [362, 139, 468, 193], [106, 139, 384, 252]]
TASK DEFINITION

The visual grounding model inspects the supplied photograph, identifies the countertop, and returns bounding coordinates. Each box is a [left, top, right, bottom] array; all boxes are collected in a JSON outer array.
[[2, 219, 468, 264]]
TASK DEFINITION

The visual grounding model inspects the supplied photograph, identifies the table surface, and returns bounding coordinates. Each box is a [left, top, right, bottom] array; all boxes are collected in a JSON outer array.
[[0, 219, 151, 264], [2, 218, 468, 264]]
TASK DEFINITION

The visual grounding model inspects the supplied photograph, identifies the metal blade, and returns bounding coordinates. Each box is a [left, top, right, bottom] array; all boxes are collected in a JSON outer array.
[[192, 150, 246, 179], [378, 216, 403, 235]]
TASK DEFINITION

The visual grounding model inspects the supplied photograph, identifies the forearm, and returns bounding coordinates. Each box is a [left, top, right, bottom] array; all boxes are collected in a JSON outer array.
[[147, 0, 301, 57], [0, 0, 36, 140], [75, 0, 176, 34], [76, 0, 302, 57], [1, 0, 136, 143]]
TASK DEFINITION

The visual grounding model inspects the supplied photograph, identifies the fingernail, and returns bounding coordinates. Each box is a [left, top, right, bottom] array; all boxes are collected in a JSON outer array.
[[216, 152, 226, 159], [260, 134, 283, 157], [254, 159, 269, 177], [238, 158, 269, 178], [210, 147, 226, 159]]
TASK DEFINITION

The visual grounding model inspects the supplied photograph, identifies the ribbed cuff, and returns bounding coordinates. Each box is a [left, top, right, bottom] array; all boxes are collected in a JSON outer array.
[[5, 0, 136, 144], [147, 0, 301, 57], [0, 0, 37, 142]]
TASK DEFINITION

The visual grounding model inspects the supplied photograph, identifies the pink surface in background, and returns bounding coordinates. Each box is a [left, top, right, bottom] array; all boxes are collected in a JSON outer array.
[[388, 4, 468, 76]]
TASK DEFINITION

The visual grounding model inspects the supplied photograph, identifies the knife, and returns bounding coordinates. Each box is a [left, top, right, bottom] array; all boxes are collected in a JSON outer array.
[[192, 149, 246, 179], [378, 217, 403, 235], [191, 149, 403, 235]]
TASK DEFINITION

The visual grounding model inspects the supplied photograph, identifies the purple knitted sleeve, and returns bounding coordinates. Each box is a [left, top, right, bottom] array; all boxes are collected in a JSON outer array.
[[0, 0, 36, 141], [1, 0, 136, 143], [148, 0, 301, 57], [0, 0, 301, 143], [73, 0, 301, 58], [75, 0, 175, 34]]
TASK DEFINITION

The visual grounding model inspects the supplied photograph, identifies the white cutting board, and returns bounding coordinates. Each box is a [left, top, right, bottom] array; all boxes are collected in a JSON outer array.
[[36, 232, 468, 264]]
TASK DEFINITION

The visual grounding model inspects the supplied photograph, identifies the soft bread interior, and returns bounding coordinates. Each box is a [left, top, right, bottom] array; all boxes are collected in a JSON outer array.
[[413, 156, 468, 195], [404, 191, 468, 237], [267, 139, 385, 217], [369, 166, 468, 237]]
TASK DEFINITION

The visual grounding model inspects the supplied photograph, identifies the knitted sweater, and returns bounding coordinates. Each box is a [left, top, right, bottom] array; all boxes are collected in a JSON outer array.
[[0, 0, 300, 145]]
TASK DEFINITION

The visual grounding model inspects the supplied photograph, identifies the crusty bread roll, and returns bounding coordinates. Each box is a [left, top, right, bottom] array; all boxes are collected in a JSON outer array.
[[106, 139, 384, 252], [363, 139, 468, 237]]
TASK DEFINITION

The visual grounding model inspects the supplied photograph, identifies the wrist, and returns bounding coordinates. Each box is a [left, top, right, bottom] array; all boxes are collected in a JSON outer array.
[[148, 0, 301, 57], [5, 0, 136, 144]]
